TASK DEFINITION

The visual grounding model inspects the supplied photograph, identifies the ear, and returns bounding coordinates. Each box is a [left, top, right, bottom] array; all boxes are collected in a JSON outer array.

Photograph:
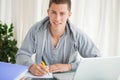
[[47, 9, 49, 15], [69, 12, 72, 17]]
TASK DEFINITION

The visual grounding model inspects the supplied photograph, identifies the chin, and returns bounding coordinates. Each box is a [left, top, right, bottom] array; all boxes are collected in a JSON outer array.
[[53, 24, 62, 27]]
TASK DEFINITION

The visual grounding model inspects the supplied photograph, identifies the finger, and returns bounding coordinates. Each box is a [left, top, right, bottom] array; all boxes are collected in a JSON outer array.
[[32, 70, 43, 76], [50, 69, 60, 73], [49, 66, 60, 72], [29, 64, 47, 76], [39, 64, 49, 73], [36, 65, 47, 75], [49, 64, 66, 72], [49, 65, 58, 71]]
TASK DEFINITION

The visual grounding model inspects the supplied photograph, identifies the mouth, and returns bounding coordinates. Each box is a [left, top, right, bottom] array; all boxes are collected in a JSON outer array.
[[53, 22, 61, 26]]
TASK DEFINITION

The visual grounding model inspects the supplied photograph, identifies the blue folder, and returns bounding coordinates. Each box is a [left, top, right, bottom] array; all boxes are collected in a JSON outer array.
[[0, 62, 28, 80]]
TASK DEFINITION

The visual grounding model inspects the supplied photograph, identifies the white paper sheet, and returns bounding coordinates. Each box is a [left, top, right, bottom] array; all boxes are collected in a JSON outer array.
[[25, 72, 53, 78]]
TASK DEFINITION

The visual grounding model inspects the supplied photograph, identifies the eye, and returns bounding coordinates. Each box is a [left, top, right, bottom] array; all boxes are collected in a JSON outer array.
[[60, 12, 65, 16], [51, 11, 56, 14]]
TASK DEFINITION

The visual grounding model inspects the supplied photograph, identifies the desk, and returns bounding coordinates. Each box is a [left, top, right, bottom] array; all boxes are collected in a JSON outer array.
[[53, 71, 74, 80], [23, 71, 75, 80]]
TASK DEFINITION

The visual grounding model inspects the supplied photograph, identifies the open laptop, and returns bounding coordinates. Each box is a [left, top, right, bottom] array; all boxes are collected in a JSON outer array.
[[73, 56, 120, 80]]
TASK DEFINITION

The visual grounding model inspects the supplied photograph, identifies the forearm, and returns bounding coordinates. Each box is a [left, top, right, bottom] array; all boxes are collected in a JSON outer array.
[[68, 51, 81, 71], [16, 54, 34, 67]]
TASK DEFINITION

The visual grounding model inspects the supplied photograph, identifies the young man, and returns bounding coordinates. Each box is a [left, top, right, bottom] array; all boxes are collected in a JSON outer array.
[[16, 0, 101, 76]]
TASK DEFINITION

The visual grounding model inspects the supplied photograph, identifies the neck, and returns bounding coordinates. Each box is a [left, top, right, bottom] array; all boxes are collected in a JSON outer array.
[[50, 26, 65, 39]]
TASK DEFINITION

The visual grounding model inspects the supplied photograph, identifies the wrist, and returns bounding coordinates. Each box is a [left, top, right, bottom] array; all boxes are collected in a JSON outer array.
[[68, 64, 72, 71]]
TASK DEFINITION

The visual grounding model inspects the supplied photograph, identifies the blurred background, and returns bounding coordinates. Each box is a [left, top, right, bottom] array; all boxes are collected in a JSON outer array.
[[0, 0, 120, 57]]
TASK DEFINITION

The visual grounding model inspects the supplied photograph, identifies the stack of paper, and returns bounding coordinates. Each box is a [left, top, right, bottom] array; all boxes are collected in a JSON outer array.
[[0, 62, 28, 80]]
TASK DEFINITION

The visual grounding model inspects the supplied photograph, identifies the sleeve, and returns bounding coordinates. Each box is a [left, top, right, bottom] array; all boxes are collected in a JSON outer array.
[[68, 51, 81, 71], [16, 26, 36, 67], [78, 32, 101, 57], [69, 31, 101, 70]]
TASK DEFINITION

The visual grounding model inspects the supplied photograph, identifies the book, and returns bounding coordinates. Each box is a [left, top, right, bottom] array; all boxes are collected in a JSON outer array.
[[0, 62, 28, 80]]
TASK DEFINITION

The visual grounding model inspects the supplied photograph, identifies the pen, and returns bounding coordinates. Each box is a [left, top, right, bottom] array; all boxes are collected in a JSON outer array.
[[41, 60, 51, 75], [41, 61, 46, 67]]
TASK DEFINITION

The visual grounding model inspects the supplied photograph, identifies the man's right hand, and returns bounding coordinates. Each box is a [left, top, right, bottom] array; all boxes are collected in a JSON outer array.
[[29, 64, 49, 76]]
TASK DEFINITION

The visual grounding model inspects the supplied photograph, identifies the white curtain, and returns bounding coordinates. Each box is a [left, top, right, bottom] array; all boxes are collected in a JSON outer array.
[[0, 0, 49, 47], [0, 0, 120, 57]]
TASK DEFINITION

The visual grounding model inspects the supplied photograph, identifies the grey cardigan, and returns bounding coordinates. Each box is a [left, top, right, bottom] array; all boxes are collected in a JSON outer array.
[[16, 16, 101, 70]]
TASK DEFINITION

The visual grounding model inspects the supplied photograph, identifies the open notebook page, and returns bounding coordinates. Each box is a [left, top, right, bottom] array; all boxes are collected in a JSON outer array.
[[25, 72, 53, 78]]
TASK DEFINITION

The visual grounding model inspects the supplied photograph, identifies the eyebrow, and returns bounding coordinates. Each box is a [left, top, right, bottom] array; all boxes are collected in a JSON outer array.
[[50, 10, 56, 12], [50, 9, 67, 13]]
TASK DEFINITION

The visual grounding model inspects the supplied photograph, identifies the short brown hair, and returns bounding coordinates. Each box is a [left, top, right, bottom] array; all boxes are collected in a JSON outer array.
[[49, 0, 71, 11]]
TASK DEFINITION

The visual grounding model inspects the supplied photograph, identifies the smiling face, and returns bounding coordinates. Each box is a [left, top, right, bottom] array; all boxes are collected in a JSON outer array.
[[47, 3, 71, 32]]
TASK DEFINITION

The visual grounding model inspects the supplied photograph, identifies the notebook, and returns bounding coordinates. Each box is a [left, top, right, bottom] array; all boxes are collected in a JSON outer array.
[[73, 56, 120, 80], [25, 72, 53, 78], [0, 62, 28, 80]]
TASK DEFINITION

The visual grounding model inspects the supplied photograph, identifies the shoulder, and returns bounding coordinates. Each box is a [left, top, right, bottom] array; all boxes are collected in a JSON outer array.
[[31, 17, 49, 30], [68, 22, 85, 40], [67, 20, 91, 45], [28, 16, 49, 34]]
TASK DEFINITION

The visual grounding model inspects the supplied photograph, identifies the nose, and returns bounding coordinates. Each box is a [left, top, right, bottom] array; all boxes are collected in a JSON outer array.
[[55, 14, 61, 21]]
